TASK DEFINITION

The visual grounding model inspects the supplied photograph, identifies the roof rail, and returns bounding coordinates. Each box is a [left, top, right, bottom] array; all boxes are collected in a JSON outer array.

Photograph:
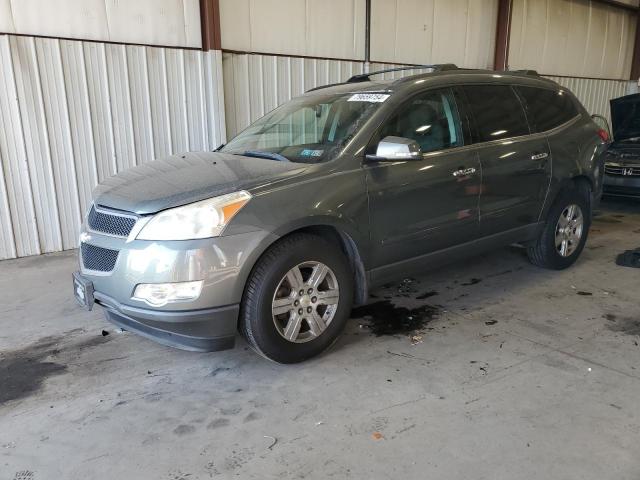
[[347, 64, 458, 83], [306, 81, 348, 93], [509, 69, 539, 76]]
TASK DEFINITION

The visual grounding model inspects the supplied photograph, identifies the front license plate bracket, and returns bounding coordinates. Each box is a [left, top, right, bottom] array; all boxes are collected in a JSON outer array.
[[73, 272, 95, 310]]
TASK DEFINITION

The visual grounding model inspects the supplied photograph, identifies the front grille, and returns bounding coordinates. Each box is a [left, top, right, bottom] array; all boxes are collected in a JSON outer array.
[[605, 165, 640, 177], [88, 206, 137, 237], [81, 243, 119, 272]]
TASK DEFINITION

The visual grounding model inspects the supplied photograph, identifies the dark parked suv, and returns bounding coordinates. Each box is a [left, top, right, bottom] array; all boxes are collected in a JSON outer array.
[[74, 65, 608, 363]]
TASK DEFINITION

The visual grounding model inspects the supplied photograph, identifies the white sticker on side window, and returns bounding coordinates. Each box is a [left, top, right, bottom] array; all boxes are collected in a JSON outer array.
[[348, 93, 390, 103]]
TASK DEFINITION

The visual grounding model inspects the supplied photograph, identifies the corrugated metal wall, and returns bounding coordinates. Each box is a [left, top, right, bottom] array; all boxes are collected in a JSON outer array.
[[0, 35, 225, 260], [222, 52, 435, 138], [222, 52, 632, 140], [222, 54, 364, 138]]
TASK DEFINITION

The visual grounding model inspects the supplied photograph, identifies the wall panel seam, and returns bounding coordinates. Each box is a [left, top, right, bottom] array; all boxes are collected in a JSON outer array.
[[32, 38, 62, 253]]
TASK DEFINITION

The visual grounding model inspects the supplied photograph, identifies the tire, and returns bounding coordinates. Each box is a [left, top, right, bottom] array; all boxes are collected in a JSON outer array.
[[239, 233, 354, 364], [527, 184, 591, 270]]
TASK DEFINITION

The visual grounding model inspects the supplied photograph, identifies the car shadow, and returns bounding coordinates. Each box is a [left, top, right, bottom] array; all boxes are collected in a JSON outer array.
[[333, 202, 640, 354], [334, 244, 552, 350]]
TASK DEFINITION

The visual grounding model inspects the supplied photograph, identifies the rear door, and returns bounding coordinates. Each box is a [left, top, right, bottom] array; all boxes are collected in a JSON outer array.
[[365, 87, 481, 270], [515, 85, 585, 194], [461, 84, 551, 236]]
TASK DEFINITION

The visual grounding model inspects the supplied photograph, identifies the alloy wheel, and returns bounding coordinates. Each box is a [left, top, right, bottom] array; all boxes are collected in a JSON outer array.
[[272, 261, 340, 343], [555, 204, 584, 257]]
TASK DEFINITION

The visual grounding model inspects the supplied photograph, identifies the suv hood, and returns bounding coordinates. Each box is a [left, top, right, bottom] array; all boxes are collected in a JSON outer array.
[[93, 152, 308, 214], [611, 93, 640, 142]]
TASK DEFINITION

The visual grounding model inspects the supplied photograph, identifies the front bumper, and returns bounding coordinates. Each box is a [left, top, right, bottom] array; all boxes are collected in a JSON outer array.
[[76, 220, 277, 352], [74, 270, 239, 352], [98, 289, 238, 352], [603, 174, 640, 198]]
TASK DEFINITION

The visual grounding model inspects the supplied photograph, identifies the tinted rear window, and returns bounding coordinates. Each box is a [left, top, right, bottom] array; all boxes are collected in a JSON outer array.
[[462, 85, 530, 143], [516, 86, 579, 132]]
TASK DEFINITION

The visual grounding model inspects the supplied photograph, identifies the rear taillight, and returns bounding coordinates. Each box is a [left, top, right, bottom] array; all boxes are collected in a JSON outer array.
[[597, 128, 610, 142]]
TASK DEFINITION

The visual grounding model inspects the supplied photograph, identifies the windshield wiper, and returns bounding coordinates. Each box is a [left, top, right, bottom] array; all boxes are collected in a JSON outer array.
[[242, 150, 290, 162]]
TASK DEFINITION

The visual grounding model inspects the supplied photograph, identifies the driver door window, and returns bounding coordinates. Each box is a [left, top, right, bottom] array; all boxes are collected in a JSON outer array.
[[378, 89, 463, 153]]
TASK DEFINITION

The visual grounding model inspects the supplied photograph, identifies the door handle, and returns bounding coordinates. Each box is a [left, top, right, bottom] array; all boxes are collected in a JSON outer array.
[[452, 167, 476, 177], [531, 152, 548, 161]]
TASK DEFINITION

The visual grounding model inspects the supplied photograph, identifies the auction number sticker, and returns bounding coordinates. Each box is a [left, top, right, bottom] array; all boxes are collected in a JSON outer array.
[[300, 149, 324, 157], [348, 93, 390, 103]]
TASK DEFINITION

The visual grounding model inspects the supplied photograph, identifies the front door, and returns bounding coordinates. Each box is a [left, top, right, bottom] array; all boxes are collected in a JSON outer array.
[[461, 84, 551, 236], [365, 88, 481, 271]]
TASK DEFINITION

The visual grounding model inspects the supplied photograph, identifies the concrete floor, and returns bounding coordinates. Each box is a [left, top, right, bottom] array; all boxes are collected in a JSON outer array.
[[1, 199, 639, 480]]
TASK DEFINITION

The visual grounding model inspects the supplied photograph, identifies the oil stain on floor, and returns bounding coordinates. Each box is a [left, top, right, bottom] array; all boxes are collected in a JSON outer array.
[[593, 216, 623, 224], [416, 290, 438, 300], [604, 314, 640, 336], [0, 331, 111, 405], [616, 248, 640, 268], [351, 301, 440, 336]]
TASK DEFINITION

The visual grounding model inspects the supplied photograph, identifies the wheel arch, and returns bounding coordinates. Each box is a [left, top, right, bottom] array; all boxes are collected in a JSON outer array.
[[237, 220, 369, 309], [570, 174, 593, 193], [542, 174, 594, 221], [291, 224, 369, 306]]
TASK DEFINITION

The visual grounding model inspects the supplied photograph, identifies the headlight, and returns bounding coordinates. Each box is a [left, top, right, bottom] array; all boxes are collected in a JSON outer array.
[[137, 191, 251, 241]]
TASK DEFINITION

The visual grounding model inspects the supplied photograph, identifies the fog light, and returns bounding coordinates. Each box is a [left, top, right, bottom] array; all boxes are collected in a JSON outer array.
[[133, 280, 203, 307]]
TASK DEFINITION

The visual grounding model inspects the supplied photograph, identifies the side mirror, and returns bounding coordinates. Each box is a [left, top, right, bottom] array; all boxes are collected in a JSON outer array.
[[366, 136, 422, 162]]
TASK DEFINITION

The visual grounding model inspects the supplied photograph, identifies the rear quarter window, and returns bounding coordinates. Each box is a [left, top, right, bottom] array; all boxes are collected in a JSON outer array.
[[516, 86, 580, 133], [462, 85, 530, 143]]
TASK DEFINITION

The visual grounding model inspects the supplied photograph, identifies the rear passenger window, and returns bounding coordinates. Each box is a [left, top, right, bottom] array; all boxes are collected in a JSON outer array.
[[516, 86, 579, 132], [462, 85, 530, 142]]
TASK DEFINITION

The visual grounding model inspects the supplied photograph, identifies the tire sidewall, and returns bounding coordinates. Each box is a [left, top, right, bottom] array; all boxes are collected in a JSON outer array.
[[245, 235, 354, 363]]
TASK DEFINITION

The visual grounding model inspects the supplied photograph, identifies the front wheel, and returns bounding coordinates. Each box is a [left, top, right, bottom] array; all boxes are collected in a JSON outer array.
[[527, 186, 590, 269], [239, 233, 354, 363]]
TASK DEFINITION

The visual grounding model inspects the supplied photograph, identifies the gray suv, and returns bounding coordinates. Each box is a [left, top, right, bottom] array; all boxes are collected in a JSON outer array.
[[73, 65, 607, 363]]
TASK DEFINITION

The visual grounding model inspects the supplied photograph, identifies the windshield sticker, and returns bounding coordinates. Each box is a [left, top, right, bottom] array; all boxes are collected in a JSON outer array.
[[348, 93, 390, 103], [300, 149, 324, 157]]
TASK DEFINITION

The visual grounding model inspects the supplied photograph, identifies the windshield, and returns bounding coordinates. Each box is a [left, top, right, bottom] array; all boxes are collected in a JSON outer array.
[[221, 92, 388, 163]]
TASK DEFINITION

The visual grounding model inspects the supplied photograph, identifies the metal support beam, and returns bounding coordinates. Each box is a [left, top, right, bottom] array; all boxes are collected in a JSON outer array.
[[493, 0, 513, 71], [364, 0, 371, 63], [200, 0, 221, 51], [631, 12, 640, 80]]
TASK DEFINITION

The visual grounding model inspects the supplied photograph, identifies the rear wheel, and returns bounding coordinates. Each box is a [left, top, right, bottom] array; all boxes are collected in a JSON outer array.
[[527, 185, 590, 269], [240, 233, 353, 363]]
